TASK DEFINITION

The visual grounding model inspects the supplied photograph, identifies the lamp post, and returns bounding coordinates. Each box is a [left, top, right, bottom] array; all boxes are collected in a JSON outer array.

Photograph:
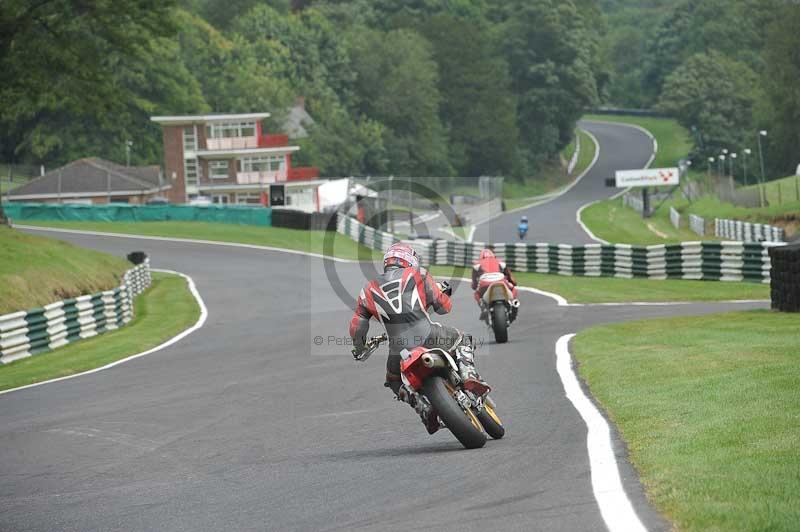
[[730, 153, 737, 180], [757, 130, 767, 207], [718, 154, 726, 177], [743, 149, 751, 186], [708, 157, 715, 179]]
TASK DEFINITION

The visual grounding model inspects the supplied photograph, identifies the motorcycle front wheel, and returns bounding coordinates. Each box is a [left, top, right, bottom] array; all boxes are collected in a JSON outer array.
[[423, 376, 486, 449], [475, 402, 505, 439]]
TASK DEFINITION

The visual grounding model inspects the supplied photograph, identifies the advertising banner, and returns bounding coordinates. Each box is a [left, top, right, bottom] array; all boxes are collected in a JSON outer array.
[[615, 168, 680, 187]]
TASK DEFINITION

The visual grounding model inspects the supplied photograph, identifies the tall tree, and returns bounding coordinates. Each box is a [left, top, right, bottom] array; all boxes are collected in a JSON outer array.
[[348, 28, 452, 175], [658, 51, 760, 163], [420, 14, 518, 176], [0, 0, 206, 165], [761, 3, 800, 176], [493, 0, 599, 172]]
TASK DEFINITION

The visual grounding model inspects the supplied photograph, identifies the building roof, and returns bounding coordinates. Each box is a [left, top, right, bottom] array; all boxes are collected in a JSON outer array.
[[8, 158, 165, 198], [283, 101, 315, 139], [150, 113, 271, 125]]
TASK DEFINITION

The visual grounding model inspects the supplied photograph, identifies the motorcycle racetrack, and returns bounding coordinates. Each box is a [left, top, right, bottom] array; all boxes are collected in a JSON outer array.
[[0, 122, 763, 532], [473, 120, 655, 245]]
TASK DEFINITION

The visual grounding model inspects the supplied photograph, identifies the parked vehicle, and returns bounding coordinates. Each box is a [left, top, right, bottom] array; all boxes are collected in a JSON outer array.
[[145, 196, 169, 205], [477, 272, 519, 344], [188, 196, 212, 206], [357, 332, 505, 449]]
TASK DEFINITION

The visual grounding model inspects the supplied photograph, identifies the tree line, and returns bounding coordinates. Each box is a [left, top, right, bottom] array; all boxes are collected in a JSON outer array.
[[599, 0, 800, 179], [0, 0, 603, 181]]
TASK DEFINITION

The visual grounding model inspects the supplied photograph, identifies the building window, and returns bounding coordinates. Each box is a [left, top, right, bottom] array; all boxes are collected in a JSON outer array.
[[206, 121, 257, 139], [183, 126, 197, 152], [184, 158, 198, 186], [239, 155, 285, 173], [210, 160, 229, 179], [235, 192, 261, 205]]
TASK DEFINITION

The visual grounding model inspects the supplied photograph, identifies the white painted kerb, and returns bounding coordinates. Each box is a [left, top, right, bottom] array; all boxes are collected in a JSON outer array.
[[555, 334, 649, 532]]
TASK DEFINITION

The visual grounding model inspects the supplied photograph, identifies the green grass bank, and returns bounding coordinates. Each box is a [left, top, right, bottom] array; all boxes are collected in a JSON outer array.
[[17, 220, 377, 261], [572, 310, 800, 531], [0, 272, 200, 391], [0, 225, 130, 314]]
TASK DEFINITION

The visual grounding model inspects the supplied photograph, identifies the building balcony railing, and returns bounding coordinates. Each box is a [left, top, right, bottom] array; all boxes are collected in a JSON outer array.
[[202, 135, 290, 151], [236, 171, 282, 184], [287, 167, 320, 181], [258, 134, 289, 148], [205, 136, 259, 150]]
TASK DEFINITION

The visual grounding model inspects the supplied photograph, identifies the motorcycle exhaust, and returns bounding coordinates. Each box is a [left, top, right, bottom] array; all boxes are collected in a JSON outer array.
[[511, 299, 521, 308], [421, 353, 446, 368]]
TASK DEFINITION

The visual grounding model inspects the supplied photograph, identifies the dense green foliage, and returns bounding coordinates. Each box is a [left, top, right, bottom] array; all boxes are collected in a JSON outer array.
[[599, 0, 800, 179], [1, 0, 604, 182]]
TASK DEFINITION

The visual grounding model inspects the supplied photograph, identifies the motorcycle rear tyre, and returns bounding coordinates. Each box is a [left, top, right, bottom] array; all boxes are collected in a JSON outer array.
[[424, 377, 486, 449], [491, 302, 509, 344]]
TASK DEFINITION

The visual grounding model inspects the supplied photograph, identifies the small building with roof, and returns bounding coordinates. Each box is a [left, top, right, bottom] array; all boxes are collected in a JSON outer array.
[[5, 158, 169, 204]]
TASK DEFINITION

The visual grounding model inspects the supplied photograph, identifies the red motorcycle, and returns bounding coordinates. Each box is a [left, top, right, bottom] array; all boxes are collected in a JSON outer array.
[[357, 332, 505, 449], [477, 272, 519, 344]]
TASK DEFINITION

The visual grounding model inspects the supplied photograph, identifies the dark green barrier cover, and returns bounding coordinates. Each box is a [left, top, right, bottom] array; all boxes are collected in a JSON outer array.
[[2, 203, 272, 226]]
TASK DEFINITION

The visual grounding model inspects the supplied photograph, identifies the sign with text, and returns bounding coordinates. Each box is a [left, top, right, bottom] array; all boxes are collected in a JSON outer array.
[[615, 167, 680, 187]]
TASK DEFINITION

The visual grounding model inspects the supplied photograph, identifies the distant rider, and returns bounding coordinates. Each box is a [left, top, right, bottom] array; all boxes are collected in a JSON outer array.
[[471, 248, 519, 320], [349, 243, 489, 432], [518, 215, 529, 240]]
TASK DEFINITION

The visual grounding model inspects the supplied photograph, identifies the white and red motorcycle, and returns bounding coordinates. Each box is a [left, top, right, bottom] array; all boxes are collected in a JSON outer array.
[[476, 272, 519, 344], [356, 332, 505, 449]]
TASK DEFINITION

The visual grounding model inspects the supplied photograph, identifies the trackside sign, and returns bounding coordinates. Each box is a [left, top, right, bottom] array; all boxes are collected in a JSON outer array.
[[615, 168, 680, 187]]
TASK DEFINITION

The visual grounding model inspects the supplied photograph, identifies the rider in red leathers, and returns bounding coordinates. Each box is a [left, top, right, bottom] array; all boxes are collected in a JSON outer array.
[[349, 243, 489, 433], [471, 248, 519, 321]]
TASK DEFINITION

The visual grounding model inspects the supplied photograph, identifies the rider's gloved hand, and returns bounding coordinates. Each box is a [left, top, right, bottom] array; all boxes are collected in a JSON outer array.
[[352, 344, 367, 361]]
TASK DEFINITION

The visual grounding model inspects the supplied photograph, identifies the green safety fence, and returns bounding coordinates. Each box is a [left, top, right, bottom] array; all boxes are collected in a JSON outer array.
[[2, 202, 272, 226]]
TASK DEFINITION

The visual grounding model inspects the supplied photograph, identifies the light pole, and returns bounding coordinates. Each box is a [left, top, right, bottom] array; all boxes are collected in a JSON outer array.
[[708, 157, 715, 179], [125, 140, 133, 167], [730, 153, 737, 180], [757, 130, 767, 206], [743, 149, 751, 186], [718, 154, 726, 177]]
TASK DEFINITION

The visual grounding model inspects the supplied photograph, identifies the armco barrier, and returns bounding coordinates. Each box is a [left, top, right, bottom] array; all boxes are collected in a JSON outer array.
[[689, 214, 705, 236], [2, 203, 272, 226], [337, 216, 780, 283], [715, 217, 785, 243], [0, 260, 151, 364], [670, 206, 680, 229]]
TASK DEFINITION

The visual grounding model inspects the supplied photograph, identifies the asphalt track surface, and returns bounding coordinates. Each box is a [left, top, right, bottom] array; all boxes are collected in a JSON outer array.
[[472, 120, 655, 245], [0, 228, 767, 532]]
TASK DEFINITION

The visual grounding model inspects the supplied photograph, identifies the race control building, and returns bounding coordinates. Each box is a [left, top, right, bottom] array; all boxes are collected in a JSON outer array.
[[151, 112, 320, 208]]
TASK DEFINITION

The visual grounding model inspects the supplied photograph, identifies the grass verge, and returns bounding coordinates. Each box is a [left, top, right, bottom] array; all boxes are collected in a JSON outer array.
[[17, 220, 378, 261], [581, 197, 712, 245], [572, 310, 800, 531], [0, 272, 200, 391], [0, 225, 129, 314], [429, 266, 768, 303], [583, 114, 692, 168]]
